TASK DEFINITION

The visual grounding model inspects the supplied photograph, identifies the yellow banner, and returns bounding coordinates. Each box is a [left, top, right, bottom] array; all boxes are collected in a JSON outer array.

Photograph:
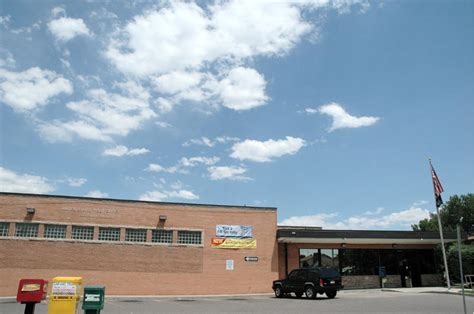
[[211, 238, 257, 249]]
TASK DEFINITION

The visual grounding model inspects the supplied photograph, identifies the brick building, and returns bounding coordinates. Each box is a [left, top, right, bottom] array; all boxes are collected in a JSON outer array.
[[0, 193, 278, 296], [0, 192, 458, 296]]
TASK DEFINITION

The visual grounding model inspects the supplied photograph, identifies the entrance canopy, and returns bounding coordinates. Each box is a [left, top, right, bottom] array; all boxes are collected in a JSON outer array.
[[277, 227, 460, 245]]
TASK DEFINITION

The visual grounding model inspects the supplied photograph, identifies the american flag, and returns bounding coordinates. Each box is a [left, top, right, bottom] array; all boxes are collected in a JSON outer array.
[[431, 163, 444, 207]]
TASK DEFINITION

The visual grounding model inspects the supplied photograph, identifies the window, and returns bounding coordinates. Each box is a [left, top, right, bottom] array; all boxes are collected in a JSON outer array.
[[418, 249, 437, 274], [300, 249, 339, 268], [15, 223, 38, 237], [0, 222, 9, 236], [44, 224, 67, 239], [379, 249, 400, 275], [125, 229, 147, 242], [339, 249, 379, 276], [321, 249, 339, 268], [300, 249, 319, 268], [288, 270, 300, 280], [177, 230, 202, 245], [319, 268, 340, 278], [98, 227, 120, 241], [152, 230, 173, 244], [72, 226, 94, 240]]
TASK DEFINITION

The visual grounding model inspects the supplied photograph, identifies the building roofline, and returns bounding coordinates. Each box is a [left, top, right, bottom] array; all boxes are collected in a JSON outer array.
[[277, 227, 461, 240], [0, 192, 277, 211]]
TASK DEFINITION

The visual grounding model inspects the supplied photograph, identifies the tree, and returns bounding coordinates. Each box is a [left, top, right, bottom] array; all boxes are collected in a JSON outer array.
[[412, 193, 474, 233], [412, 193, 473, 284]]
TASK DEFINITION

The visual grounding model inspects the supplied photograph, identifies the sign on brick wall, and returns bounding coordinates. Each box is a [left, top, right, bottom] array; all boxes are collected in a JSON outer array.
[[216, 225, 252, 238], [211, 238, 256, 249]]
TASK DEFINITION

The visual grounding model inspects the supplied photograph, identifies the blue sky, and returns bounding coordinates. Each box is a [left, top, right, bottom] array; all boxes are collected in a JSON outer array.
[[1, 0, 473, 230]]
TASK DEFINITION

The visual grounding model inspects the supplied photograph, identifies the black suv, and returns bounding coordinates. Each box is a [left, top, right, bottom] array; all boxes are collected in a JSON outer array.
[[272, 267, 343, 299]]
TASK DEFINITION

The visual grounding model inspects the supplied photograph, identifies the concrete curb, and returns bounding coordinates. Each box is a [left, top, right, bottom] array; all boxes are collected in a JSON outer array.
[[106, 293, 274, 299], [381, 288, 474, 297], [419, 291, 474, 298]]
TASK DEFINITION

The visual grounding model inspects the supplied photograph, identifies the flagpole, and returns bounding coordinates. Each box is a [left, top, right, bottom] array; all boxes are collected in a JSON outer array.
[[429, 159, 451, 289]]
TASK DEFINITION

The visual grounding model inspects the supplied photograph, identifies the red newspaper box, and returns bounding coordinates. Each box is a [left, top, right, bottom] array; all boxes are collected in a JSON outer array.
[[17, 279, 48, 314]]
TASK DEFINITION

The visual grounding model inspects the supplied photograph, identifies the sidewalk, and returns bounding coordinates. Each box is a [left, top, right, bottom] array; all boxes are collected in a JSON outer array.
[[1, 287, 472, 302], [381, 286, 474, 297]]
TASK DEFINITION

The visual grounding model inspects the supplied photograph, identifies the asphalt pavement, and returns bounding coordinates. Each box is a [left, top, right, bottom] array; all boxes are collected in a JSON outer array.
[[1, 289, 473, 313]]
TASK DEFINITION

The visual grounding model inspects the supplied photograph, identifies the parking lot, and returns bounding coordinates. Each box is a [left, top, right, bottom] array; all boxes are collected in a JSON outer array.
[[1, 290, 473, 314]]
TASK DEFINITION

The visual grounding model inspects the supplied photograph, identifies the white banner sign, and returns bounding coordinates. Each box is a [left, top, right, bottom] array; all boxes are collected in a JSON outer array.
[[216, 225, 252, 238]]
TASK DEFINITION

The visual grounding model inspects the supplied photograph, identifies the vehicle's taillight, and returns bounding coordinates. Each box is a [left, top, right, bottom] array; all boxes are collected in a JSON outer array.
[[320, 279, 324, 286]]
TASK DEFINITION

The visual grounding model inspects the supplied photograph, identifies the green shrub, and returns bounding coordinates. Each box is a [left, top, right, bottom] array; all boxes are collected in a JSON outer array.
[[447, 243, 474, 284]]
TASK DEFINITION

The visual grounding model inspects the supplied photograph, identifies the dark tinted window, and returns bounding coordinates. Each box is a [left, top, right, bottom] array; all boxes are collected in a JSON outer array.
[[340, 249, 378, 275], [379, 250, 400, 275], [299, 271, 310, 280], [319, 268, 340, 278], [288, 270, 299, 280]]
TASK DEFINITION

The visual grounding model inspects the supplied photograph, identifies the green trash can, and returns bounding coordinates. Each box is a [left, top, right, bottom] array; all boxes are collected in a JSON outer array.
[[82, 285, 105, 314]]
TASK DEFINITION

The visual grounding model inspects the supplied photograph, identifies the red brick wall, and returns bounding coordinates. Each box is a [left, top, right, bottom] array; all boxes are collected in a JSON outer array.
[[0, 194, 279, 296]]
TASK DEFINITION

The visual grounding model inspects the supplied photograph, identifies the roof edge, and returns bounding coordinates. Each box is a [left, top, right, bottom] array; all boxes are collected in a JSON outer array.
[[0, 192, 277, 211]]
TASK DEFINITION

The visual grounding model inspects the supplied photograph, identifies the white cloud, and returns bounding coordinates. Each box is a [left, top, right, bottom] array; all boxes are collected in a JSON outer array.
[[413, 200, 428, 206], [103, 1, 369, 113], [38, 120, 112, 143], [153, 71, 203, 95], [318, 102, 380, 132], [166, 190, 199, 200], [208, 166, 250, 181], [280, 205, 431, 230], [103, 1, 323, 111], [0, 167, 55, 194], [179, 156, 220, 167], [170, 181, 184, 190], [48, 17, 91, 42], [67, 177, 87, 187], [145, 156, 219, 174], [103, 145, 149, 157], [38, 86, 156, 143], [230, 136, 306, 162], [85, 190, 108, 198], [0, 67, 73, 113], [182, 136, 240, 147], [0, 50, 15, 68], [145, 163, 167, 173], [0, 16, 11, 28], [364, 207, 384, 216], [215, 136, 240, 144], [156, 121, 171, 128], [304, 107, 318, 114], [0, 15, 41, 35], [51, 7, 66, 18], [183, 137, 216, 147], [139, 189, 199, 201], [216, 67, 268, 110], [106, 1, 311, 77]]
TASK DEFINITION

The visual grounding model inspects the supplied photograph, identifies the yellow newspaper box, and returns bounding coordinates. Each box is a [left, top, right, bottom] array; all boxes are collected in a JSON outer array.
[[48, 277, 82, 314]]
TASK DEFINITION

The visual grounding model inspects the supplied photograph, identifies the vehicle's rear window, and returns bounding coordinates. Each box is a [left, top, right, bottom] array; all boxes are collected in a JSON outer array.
[[319, 268, 340, 278]]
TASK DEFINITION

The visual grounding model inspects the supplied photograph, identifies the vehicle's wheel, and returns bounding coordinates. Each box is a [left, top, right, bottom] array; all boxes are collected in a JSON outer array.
[[295, 292, 303, 298], [326, 291, 337, 299], [274, 285, 284, 298], [305, 285, 316, 299]]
